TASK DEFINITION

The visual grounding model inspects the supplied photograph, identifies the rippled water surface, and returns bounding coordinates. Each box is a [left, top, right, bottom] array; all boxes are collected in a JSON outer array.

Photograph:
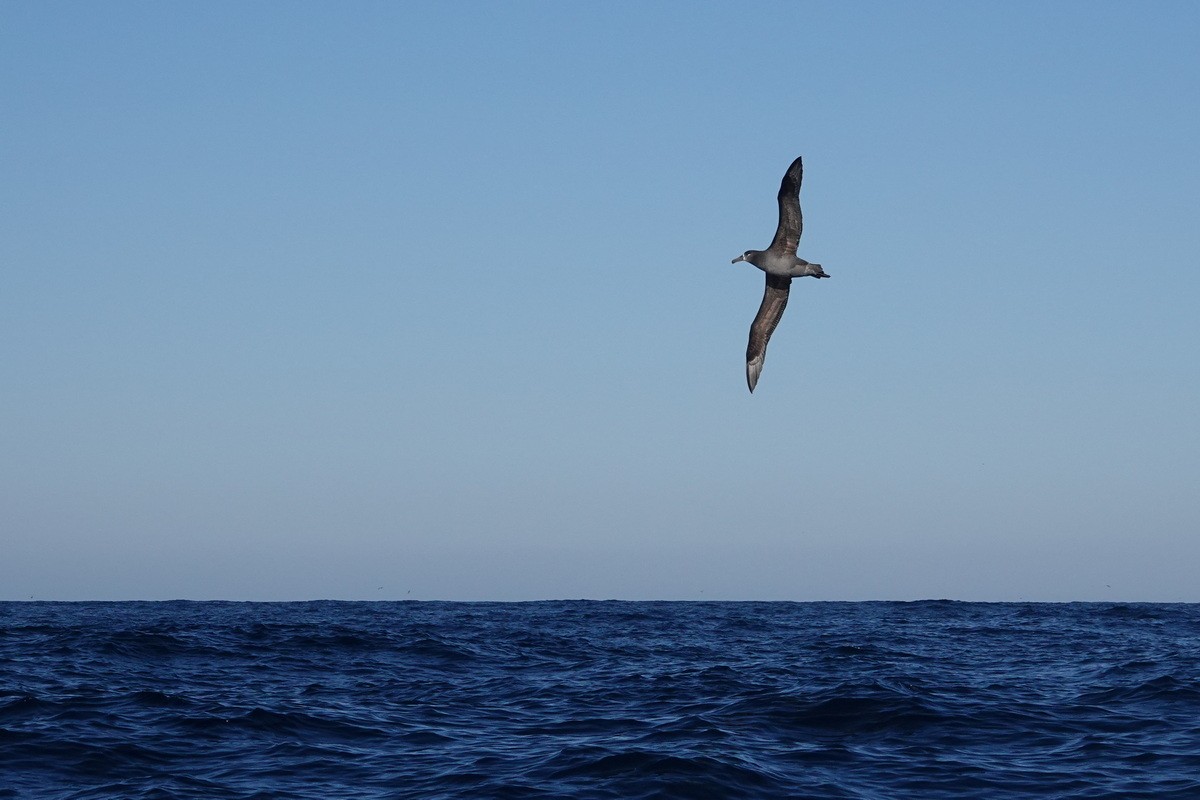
[[3, 601, 1199, 799]]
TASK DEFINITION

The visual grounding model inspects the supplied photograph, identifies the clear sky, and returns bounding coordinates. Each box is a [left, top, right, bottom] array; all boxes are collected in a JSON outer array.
[[3, 2, 1198, 601]]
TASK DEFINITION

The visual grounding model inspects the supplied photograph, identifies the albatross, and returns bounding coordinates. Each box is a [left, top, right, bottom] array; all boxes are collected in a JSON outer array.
[[732, 156, 828, 392]]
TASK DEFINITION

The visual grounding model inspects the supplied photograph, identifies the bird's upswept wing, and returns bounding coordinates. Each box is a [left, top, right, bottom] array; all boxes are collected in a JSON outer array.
[[767, 156, 804, 256], [746, 273, 792, 392]]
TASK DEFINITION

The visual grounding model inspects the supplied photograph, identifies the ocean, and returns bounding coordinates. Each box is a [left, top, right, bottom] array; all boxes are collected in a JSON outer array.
[[2, 601, 1198, 799]]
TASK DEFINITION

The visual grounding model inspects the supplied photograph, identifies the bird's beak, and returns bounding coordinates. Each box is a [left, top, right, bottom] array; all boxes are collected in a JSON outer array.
[[731, 255, 745, 264]]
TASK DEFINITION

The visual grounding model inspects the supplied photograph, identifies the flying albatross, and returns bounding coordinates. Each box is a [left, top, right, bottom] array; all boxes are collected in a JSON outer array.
[[732, 156, 828, 392]]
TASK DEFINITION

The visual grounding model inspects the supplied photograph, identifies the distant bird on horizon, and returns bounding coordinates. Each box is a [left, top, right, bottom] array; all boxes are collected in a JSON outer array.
[[731, 156, 828, 392]]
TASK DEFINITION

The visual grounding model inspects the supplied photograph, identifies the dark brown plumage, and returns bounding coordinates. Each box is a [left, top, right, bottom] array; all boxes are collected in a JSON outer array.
[[745, 274, 791, 392], [768, 157, 804, 256], [734, 156, 827, 393]]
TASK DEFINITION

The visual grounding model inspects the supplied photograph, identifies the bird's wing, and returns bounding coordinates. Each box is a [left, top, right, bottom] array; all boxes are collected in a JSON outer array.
[[746, 273, 792, 393], [767, 156, 804, 256]]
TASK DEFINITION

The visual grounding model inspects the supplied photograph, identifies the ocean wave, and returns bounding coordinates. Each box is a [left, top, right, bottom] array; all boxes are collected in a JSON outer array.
[[2, 601, 1199, 799]]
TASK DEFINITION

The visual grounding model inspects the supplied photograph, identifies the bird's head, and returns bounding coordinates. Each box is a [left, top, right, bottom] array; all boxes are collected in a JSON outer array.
[[732, 250, 761, 266]]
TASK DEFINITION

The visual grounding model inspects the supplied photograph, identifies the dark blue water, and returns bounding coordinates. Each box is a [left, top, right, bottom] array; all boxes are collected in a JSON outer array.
[[3, 601, 1199, 799]]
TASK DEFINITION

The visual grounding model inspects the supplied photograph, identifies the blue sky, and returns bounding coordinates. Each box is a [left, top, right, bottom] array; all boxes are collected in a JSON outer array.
[[3, 2, 1197, 600]]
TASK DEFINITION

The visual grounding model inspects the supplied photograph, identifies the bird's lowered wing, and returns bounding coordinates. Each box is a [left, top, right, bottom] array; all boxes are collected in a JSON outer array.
[[746, 273, 792, 393], [767, 156, 804, 256]]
